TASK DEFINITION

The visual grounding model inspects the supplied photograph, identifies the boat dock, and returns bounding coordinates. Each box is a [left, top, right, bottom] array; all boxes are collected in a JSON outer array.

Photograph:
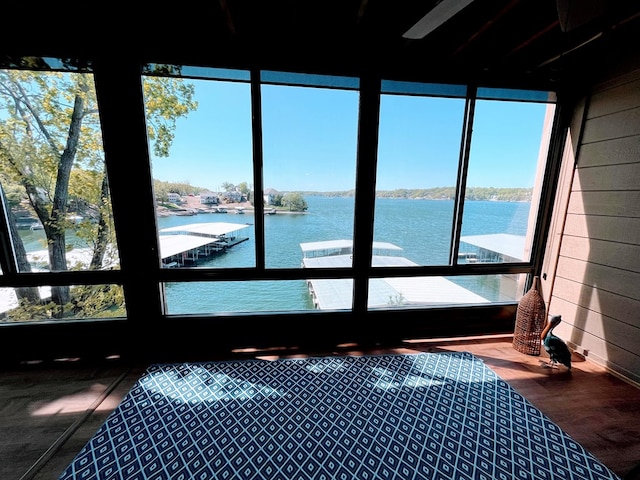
[[301, 240, 489, 310], [459, 233, 526, 262], [159, 222, 250, 267]]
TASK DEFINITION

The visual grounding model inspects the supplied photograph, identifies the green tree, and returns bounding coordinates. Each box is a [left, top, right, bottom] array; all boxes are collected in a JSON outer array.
[[281, 192, 308, 212], [0, 68, 196, 317], [153, 179, 171, 203], [221, 182, 235, 192], [271, 193, 284, 207], [237, 181, 252, 203]]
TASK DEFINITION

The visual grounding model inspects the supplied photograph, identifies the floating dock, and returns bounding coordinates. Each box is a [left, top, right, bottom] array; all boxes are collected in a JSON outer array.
[[159, 222, 250, 267]]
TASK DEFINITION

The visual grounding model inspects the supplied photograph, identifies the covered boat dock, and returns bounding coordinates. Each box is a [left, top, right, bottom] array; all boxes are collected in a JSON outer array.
[[301, 240, 489, 310], [159, 222, 250, 267], [459, 233, 526, 262]]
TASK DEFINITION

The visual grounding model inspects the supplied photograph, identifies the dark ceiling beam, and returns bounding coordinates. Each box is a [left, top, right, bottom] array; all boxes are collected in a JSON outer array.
[[219, 0, 236, 35], [452, 0, 521, 56], [535, 9, 640, 71], [535, 31, 603, 69], [356, 0, 369, 23], [503, 20, 560, 59]]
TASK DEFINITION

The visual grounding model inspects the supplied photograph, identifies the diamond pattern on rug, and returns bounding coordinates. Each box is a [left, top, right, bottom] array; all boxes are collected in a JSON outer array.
[[59, 352, 620, 479]]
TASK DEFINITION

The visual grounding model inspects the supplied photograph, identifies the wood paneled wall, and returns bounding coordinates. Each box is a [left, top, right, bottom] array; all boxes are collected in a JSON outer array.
[[542, 59, 640, 386]]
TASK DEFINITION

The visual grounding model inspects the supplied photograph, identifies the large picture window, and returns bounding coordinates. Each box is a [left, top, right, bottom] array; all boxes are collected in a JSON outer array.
[[0, 60, 557, 321]]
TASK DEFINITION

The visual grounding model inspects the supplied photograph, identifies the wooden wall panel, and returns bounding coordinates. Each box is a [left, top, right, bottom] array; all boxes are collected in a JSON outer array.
[[550, 318, 640, 386], [559, 236, 640, 273], [555, 257, 639, 303], [567, 191, 640, 217], [552, 276, 639, 328], [589, 62, 640, 95], [581, 107, 640, 143], [587, 76, 640, 119], [572, 163, 640, 191], [556, 325, 640, 385], [579, 136, 640, 168], [551, 296, 638, 348], [546, 60, 640, 385], [563, 213, 640, 244], [586, 343, 640, 386]]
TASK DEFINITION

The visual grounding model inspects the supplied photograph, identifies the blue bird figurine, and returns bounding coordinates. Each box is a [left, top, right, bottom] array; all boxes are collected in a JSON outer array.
[[540, 314, 572, 369]]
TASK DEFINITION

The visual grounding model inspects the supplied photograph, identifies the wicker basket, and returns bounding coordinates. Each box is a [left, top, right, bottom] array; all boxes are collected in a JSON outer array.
[[513, 276, 546, 355]]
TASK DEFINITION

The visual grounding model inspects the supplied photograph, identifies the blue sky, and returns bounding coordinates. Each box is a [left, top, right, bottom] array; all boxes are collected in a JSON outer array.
[[149, 78, 551, 192]]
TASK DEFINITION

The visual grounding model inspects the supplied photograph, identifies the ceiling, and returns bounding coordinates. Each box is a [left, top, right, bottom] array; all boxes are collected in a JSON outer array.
[[6, 0, 640, 90]]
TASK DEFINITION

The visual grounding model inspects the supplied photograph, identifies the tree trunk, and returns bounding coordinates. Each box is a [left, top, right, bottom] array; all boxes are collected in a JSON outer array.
[[90, 173, 111, 270], [7, 207, 41, 304], [45, 89, 86, 315]]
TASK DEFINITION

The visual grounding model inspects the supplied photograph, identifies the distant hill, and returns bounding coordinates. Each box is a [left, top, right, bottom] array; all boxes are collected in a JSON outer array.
[[300, 187, 533, 202]]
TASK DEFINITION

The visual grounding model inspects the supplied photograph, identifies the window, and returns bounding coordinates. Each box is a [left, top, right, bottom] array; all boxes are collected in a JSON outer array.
[[143, 67, 556, 315], [143, 68, 361, 314], [0, 58, 558, 321], [143, 66, 255, 270], [0, 59, 126, 322], [368, 82, 555, 308], [374, 89, 466, 267], [261, 72, 359, 270]]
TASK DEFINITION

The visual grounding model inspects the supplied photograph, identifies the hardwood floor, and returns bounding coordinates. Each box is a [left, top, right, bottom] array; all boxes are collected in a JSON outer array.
[[2, 335, 640, 480]]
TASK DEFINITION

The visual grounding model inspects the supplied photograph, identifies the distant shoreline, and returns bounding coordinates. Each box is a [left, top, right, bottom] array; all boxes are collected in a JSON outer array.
[[157, 201, 307, 217]]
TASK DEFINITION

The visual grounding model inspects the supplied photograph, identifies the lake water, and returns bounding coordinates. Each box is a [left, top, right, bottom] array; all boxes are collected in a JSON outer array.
[[17, 196, 529, 313], [156, 196, 530, 313]]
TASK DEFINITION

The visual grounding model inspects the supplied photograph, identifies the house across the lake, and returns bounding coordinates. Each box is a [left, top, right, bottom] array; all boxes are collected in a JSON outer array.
[[199, 190, 219, 204]]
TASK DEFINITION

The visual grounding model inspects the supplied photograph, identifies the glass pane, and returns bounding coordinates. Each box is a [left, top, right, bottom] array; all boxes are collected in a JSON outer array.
[[261, 79, 359, 268], [142, 69, 256, 269], [374, 94, 466, 265], [0, 68, 121, 274], [459, 100, 555, 264], [0, 283, 126, 322], [163, 280, 321, 314], [367, 273, 526, 310]]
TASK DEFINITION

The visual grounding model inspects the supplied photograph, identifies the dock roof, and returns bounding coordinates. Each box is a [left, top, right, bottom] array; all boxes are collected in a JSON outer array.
[[302, 254, 416, 268], [300, 239, 402, 256], [460, 233, 525, 261], [158, 235, 222, 259], [303, 253, 489, 309], [160, 222, 250, 236], [307, 275, 489, 310]]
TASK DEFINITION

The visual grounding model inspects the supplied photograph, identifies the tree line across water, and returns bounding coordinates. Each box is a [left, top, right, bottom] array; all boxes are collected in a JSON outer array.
[[157, 181, 532, 204], [303, 187, 533, 202]]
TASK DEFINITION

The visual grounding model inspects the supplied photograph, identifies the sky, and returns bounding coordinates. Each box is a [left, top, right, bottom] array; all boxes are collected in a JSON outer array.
[[148, 77, 552, 193]]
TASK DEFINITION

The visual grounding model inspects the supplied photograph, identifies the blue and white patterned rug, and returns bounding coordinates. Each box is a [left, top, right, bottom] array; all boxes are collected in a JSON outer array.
[[59, 352, 620, 479]]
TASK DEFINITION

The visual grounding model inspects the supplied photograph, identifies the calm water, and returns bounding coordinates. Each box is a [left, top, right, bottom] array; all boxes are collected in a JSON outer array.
[[156, 196, 530, 313], [18, 196, 529, 313]]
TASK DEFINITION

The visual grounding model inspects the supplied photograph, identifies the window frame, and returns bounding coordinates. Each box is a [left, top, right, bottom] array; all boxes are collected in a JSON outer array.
[[0, 58, 127, 323], [0, 56, 566, 332], [144, 66, 560, 316]]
